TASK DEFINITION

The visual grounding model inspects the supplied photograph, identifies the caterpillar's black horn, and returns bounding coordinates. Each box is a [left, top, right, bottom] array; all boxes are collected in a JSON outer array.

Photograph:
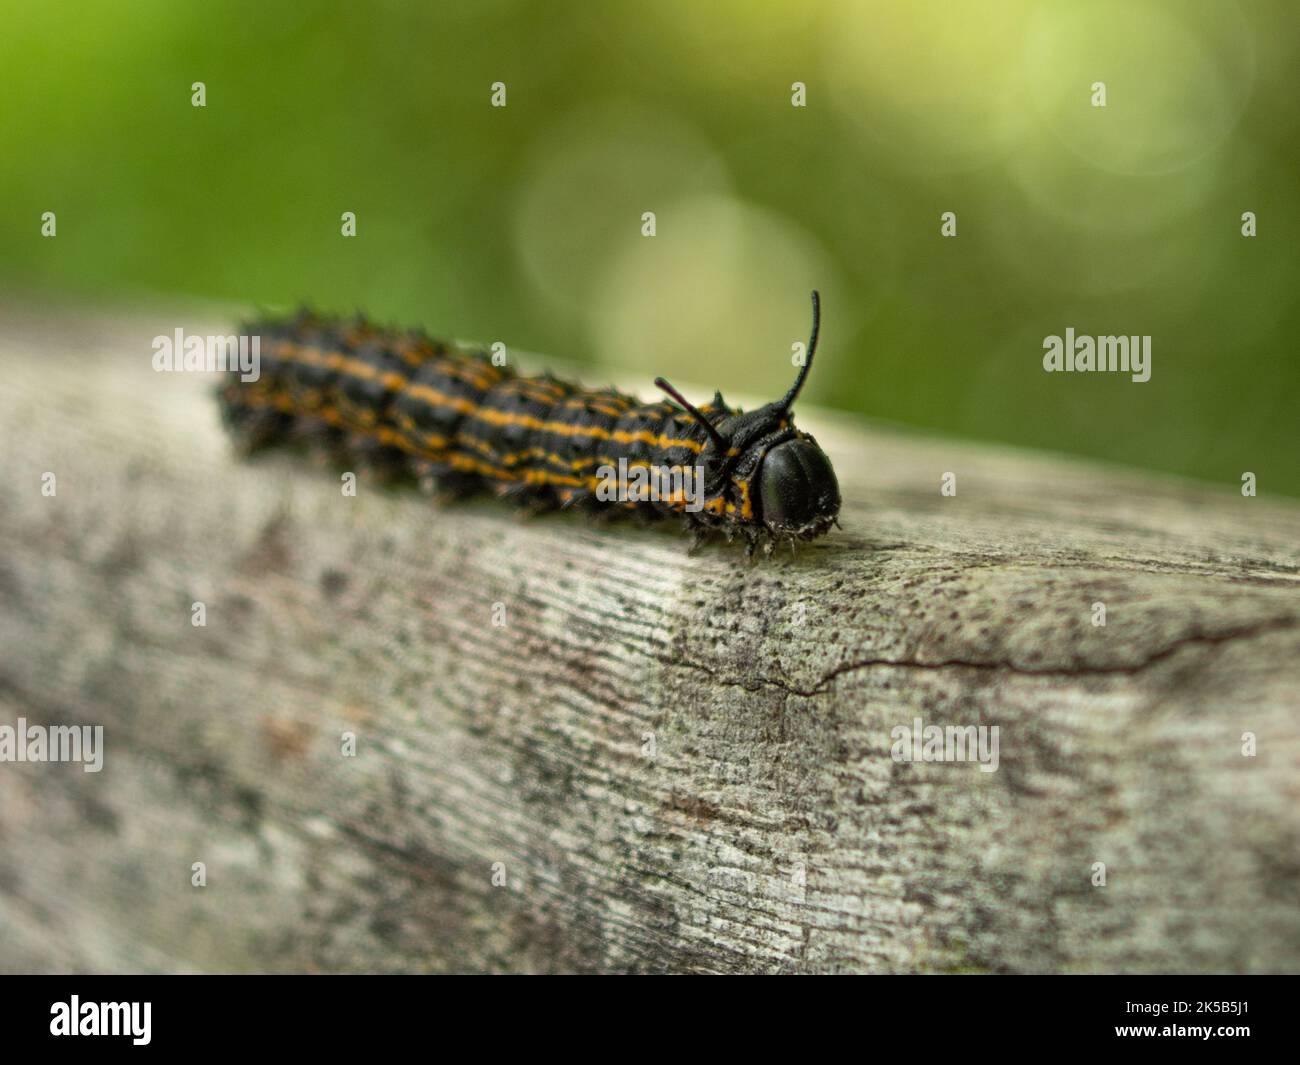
[[777, 290, 820, 413], [654, 376, 727, 453]]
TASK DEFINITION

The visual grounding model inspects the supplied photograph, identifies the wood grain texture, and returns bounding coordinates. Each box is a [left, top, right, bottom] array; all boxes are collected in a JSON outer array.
[[1, 302, 1298, 974]]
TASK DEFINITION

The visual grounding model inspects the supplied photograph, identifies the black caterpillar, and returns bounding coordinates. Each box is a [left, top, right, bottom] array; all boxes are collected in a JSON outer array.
[[217, 292, 841, 555]]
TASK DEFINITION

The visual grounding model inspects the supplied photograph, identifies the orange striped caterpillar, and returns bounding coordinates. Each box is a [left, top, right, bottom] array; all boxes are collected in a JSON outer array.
[[216, 292, 840, 555]]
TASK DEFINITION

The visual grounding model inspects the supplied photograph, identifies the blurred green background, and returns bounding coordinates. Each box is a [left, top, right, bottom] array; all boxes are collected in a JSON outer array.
[[3, 0, 1296, 494]]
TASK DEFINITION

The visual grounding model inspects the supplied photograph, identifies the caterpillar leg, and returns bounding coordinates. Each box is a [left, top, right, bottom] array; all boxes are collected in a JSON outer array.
[[413, 463, 482, 503], [559, 488, 596, 511], [222, 403, 292, 456], [679, 512, 726, 555], [631, 505, 667, 528], [499, 482, 560, 518], [345, 434, 410, 485], [290, 418, 349, 468]]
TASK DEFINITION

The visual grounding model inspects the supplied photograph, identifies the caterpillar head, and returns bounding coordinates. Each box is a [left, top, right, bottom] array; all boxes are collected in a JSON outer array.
[[655, 291, 841, 545], [752, 433, 840, 539]]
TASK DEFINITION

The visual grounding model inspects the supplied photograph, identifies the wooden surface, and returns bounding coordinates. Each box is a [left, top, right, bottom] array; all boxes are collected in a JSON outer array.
[[1, 302, 1298, 974]]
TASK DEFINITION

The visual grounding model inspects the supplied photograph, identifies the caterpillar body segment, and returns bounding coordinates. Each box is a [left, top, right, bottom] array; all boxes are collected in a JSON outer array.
[[217, 294, 840, 554]]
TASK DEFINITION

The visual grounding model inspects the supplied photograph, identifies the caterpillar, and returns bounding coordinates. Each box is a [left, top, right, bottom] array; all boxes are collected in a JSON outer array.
[[216, 292, 841, 555]]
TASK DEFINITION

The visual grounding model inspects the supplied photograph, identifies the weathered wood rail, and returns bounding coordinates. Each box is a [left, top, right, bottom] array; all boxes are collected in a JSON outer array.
[[1, 302, 1298, 973]]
